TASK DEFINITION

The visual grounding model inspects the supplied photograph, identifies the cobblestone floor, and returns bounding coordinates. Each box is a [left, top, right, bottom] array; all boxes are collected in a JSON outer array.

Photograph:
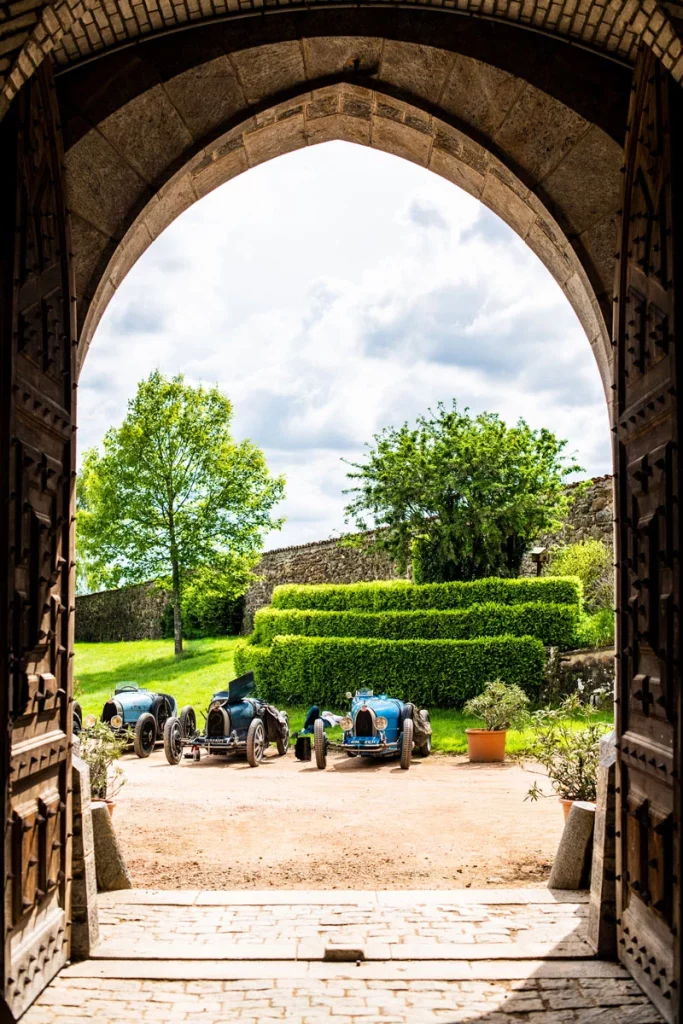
[[22, 891, 664, 1024]]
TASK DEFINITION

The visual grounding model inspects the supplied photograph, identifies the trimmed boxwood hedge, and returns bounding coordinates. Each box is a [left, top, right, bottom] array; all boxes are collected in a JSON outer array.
[[252, 601, 579, 648], [271, 576, 581, 612], [234, 633, 546, 709]]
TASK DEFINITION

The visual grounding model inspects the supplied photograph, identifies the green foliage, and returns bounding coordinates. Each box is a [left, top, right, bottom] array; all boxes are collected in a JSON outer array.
[[78, 720, 128, 801], [544, 539, 613, 614], [161, 566, 247, 639], [272, 576, 582, 612], [574, 607, 615, 648], [77, 371, 284, 652], [343, 400, 581, 581], [234, 634, 546, 709], [464, 680, 530, 731], [522, 693, 610, 801], [253, 601, 578, 648]]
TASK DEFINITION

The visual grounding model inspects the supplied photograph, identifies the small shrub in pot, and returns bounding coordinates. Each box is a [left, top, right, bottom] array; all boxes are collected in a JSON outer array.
[[464, 679, 530, 762], [79, 719, 128, 807]]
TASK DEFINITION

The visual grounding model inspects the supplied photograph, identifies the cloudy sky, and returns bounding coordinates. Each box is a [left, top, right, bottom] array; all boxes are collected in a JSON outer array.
[[79, 141, 611, 550]]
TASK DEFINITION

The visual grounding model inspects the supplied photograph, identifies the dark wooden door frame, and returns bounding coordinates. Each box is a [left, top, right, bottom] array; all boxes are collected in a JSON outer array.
[[0, 61, 76, 1021]]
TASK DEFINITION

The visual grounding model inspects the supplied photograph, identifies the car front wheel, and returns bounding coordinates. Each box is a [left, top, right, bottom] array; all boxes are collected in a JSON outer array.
[[163, 717, 183, 765], [179, 705, 197, 738], [134, 712, 157, 758], [246, 718, 266, 767], [400, 718, 413, 770], [314, 717, 327, 770]]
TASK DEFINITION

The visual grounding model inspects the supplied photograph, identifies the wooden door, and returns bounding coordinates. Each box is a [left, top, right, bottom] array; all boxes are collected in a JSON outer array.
[[0, 61, 76, 1021], [614, 45, 682, 1024]]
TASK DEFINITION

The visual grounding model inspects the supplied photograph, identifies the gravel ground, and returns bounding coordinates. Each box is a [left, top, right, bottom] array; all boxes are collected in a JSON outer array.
[[109, 744, 563, 890]]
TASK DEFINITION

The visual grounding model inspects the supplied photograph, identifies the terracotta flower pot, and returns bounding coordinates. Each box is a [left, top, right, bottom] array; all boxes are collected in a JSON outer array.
[[560, 798, 574, 821], [465, 728, 507, 762], [104, 799, 116, 818]]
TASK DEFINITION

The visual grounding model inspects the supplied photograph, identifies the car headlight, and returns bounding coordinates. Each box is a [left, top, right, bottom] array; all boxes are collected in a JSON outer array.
[[209, 701, 222, 714], [375, 716, 388, 730], [110, 714, 123, 729], [345, 691, 353, 700], [340, 717, 353, 731], [84, 714, 97, 729]]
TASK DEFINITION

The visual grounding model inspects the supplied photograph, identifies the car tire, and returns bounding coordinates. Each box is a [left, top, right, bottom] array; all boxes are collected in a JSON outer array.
[[417, 710, 432, 758], [314, 717, 327, 770], [134, 712, 157, 758], [400, 718, 413, 770], [276, 713, 289, 756], [163, 717, 184, 765], [72, 701, 83, 736], [246, 718, 266, 767], [179, 705, 197, 738], [345, 751, 357, 757]]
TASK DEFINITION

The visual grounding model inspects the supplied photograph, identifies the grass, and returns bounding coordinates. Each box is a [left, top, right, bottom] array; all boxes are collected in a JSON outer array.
[[74, 637, 613, 754]]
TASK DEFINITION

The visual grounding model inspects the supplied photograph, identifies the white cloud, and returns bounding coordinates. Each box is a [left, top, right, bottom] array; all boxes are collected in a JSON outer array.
[[79, 141, 611, 549]]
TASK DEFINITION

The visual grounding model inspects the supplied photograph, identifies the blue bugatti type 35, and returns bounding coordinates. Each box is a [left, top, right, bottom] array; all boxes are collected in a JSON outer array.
[[162, 671, 290, 768], [297, 689, 432, 770], [86, 682, 180, 758]]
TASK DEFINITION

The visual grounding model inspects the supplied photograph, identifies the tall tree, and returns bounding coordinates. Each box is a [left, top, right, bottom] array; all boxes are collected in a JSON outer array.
[[343, 401, 580, 582], [77, 371, 285, 653]]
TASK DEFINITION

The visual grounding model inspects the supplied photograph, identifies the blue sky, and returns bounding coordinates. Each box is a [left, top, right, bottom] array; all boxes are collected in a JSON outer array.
[[79, 141, 611, 550]]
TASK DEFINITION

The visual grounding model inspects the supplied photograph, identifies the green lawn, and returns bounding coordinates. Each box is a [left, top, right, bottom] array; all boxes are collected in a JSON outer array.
[[74, 637, 613, 754]]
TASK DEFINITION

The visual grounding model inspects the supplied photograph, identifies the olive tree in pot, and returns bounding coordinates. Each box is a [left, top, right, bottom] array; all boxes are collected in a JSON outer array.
[[79, 719, 128, 816], [464, 680, 530, 762], [522, 692, 610, 819]]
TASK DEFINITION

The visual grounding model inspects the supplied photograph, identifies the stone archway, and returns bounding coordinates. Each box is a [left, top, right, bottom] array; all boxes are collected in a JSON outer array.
[[1, 7, 682, 1022]]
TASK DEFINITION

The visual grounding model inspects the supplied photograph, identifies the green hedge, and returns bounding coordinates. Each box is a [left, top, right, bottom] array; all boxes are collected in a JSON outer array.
[[235, 634, 545, 709], [271, 577, 582, 612], [252, 602, 578, 648]]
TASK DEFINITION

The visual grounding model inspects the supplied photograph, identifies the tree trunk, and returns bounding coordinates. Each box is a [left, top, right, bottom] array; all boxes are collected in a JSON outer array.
[[172, 588, 182, 656]]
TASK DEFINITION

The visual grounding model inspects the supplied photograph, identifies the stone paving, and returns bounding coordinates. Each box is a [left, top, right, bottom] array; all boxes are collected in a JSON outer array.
[[21, 890, 664, 1024]]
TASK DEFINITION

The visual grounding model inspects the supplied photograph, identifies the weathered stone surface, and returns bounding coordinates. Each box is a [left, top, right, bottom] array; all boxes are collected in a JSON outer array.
[[162, 57, 247, 142], [379, 40, 455, 103], [541, 124, 624, 233], [439, 54, 525, 136], [548, 802, 596, 890], [70, 757, 100, 960], [302, 36, 382, 79], [76, 581, 169, 642], [588, 764, 617, 957], [92, 803, 133, 893]]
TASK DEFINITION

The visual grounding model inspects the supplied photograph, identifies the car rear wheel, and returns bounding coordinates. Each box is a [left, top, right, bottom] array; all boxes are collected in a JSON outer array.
[[134, 712, 157, 758], [246, 718, 266, 767], [417, 710, 432, 757], [276, 713, 289, 756], [314, 717, 327, 770], [72, 701, 83, 736], [163, 717, 183, 765], [400, 718, 413, 770], [179, 705, 197, 738]]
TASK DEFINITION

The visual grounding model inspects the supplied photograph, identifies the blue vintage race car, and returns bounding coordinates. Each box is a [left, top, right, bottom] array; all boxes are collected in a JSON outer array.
[[85, 683, 181, 758], [296, 689, 432, 770], [162, 671, 289, 768]]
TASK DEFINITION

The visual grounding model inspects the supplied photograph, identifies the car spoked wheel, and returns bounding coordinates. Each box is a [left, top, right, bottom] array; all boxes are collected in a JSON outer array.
[[134, 712, 157, 758], [400, 718, 414, 770], [179, 705, 197, 738], [246, 718, 266, 767], [276, 713, 290, 756], [417, 710, 432, 757], [314, 717, 327, 770], [163, 717, 184, 765]]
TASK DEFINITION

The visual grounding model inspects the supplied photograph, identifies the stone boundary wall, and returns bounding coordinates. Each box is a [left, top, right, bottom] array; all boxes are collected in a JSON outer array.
[[75, 475, 614, 641], [75, 582, 169, 643]]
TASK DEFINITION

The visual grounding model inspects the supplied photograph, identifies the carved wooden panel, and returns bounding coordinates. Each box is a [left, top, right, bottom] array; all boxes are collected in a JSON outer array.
[[614, 46, 682, 1023], [0, 60, 76, 1020]]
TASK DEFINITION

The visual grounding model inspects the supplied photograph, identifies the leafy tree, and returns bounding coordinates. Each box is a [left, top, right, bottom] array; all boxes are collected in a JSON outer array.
[[343, 401, 580, 582], [544, 538, 613, 613], [77, 372, 285, 654]]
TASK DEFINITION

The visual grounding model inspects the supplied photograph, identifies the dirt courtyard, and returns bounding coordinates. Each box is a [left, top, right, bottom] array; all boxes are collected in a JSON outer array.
[[110, 746, 565, 890]]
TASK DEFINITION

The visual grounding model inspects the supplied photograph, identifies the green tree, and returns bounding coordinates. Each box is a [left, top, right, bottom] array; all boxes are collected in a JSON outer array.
[[77, 371, 285, 654], [343, 401, 580, 582], [544, 539, 613, 613]]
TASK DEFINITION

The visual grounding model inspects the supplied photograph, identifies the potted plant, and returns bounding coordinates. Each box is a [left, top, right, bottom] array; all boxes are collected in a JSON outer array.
[[464, 680, 530, 762], [79, 719, 128, 815], [522, 692, 610, 818]]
